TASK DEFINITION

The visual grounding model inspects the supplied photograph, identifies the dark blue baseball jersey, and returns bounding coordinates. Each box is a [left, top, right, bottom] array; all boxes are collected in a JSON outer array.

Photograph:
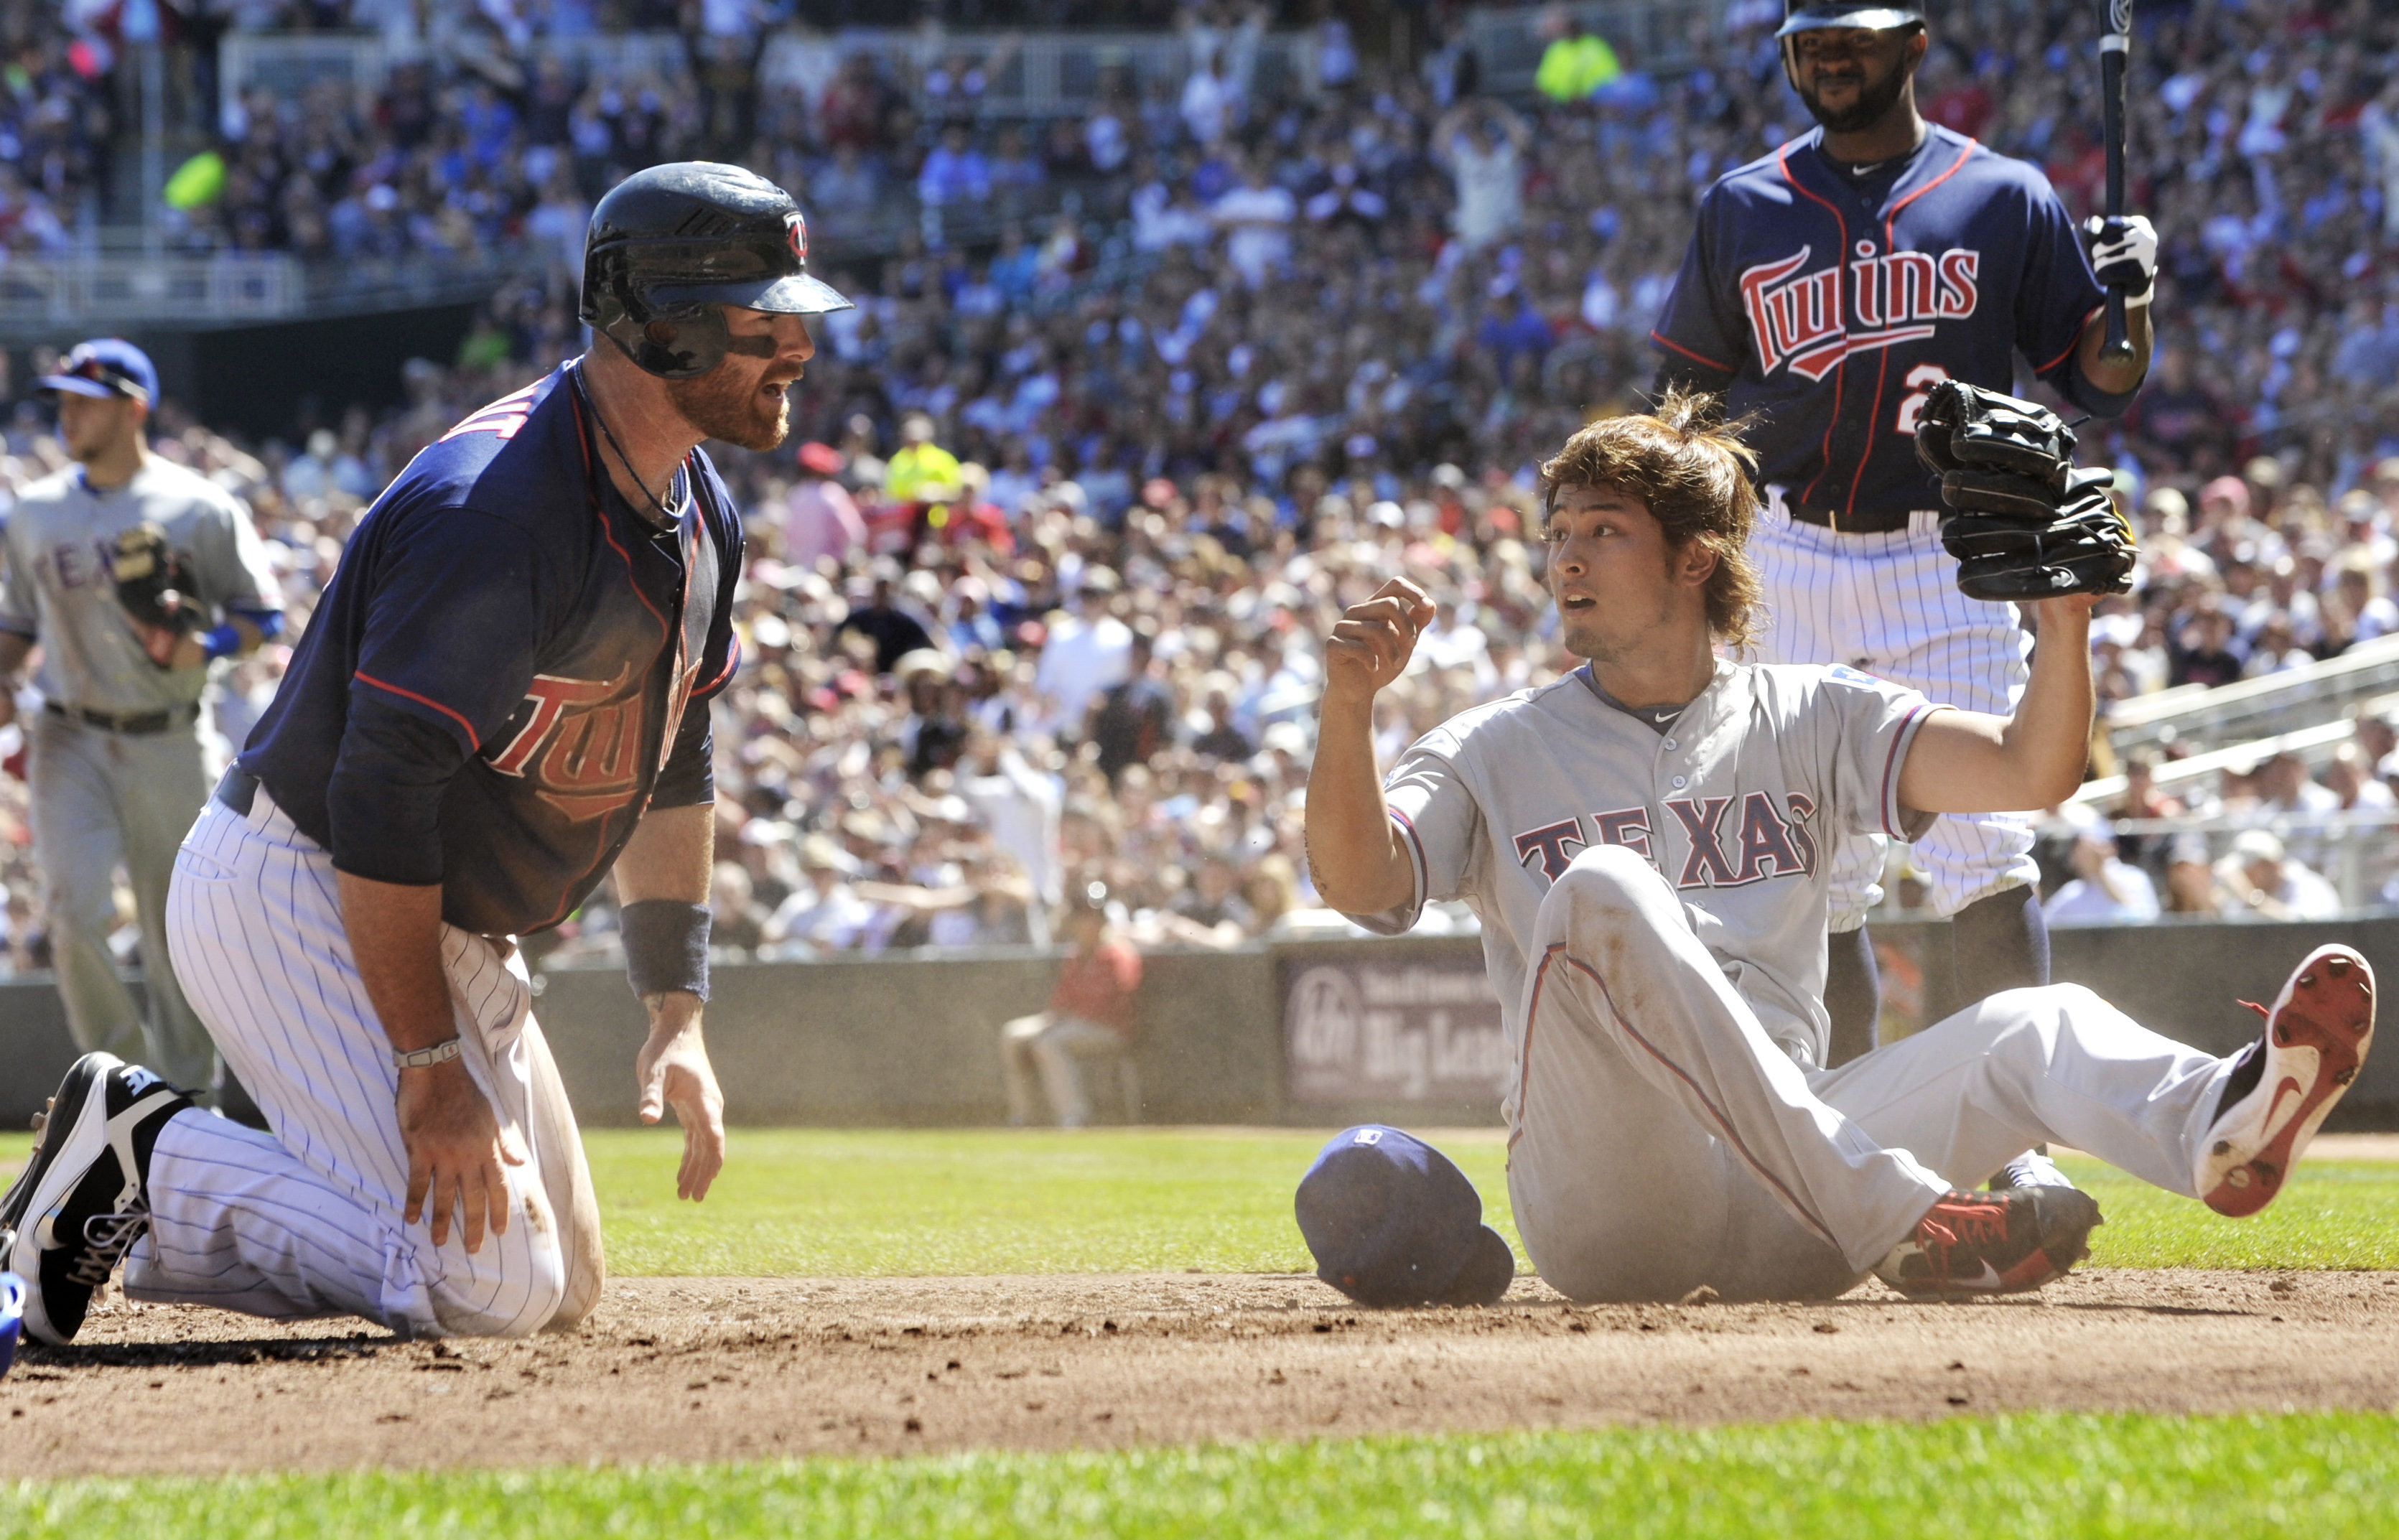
[[241, 365, 742, 936], [1649, 124, 2117, 526]]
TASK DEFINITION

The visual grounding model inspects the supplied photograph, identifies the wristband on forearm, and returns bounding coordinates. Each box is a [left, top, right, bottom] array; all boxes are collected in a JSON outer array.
[[621, 899, 711, 1002], [200, 623, 243, 661]]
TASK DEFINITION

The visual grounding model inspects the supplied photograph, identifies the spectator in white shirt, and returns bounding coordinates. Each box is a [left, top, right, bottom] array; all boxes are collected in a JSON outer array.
[[1033, 565, 1132, 735], [2216, 829, 2344, 920], [2043, 816, 2161, 924], [1180, 50, 1236, 146], [763, 836, 876, 957], [1212, 158, 1296, 289], [1435, 98, 1530, 251]]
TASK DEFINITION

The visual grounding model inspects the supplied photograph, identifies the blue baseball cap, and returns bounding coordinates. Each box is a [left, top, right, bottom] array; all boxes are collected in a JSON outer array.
[[39, 337, 157, 406], [1295, 1126, 1515, 1308]]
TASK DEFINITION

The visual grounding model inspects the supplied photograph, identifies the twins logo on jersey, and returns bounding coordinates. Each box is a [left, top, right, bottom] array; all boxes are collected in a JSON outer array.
[[1513, 795, 1820, 890], [1741, 243, 1982, 382], [484, 663, 650, 822]]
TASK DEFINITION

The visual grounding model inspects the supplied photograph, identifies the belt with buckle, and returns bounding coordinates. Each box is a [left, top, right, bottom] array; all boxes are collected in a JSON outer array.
[[44, 699, 195, 734], [1784, 500, 1916, 535], [214, 762, 259, 815]]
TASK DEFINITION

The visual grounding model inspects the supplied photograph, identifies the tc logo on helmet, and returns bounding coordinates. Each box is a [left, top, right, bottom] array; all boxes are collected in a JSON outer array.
[[786, 213, 807, 263]]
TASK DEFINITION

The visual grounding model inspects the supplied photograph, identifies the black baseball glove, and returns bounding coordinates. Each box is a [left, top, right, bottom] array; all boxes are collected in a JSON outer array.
[[112, 521, 202, 668], [1916, 381, 2135, 602]]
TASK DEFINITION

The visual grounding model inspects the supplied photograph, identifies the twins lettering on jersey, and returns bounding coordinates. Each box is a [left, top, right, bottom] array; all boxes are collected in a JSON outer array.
[[1740, 243, 1981, 382], [483, 655, 703, 823], [1512, 794, 1820, 890], [485, 664, 648, 822]]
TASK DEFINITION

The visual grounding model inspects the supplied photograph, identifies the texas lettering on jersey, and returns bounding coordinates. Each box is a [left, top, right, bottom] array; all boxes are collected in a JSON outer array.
[[1511, 794, 1821, 890], [1741, 243, 1981, 382]]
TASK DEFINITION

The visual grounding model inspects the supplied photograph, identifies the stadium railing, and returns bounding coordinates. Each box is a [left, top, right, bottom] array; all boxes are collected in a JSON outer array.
[[216, 27, 1323, 126], [0, 252, 302, 335], [2100, 636, 2399, 759]]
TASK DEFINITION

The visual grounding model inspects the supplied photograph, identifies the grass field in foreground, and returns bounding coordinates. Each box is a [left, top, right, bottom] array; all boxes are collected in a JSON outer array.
[[10, 1414, 2399, 1539], [579, 1126, 2399, 1276], [11, 1125, 2399, 1275]]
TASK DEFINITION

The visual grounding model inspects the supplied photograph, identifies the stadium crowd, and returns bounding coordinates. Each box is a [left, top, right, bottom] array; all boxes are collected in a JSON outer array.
[[5, 0, 2399, 976]]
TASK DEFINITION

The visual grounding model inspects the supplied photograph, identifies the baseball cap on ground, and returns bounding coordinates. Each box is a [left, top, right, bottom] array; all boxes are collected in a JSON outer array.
[[0, 1271, 23, 1381], [39, 338, 158, 406], [1295, 1126, 1514, 1307]]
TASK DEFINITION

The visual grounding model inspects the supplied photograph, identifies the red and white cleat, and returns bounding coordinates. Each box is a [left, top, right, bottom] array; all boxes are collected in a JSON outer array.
[[2196, 944, 2375, 1218]]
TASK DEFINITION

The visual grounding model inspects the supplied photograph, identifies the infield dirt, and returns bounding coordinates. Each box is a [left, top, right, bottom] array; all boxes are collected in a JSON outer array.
[[7, 1267, 2399, 1478]]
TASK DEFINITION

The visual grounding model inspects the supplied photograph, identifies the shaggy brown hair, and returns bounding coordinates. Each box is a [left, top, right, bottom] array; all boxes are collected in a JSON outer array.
[[1537, 389, 1764, 651]]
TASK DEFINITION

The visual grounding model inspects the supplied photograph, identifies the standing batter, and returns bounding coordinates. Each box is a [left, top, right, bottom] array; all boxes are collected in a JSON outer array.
[[1, 163, 851, 1345], [1304, 399, 2367, 1302], [1649, 0, 2158, 1057], [0, 338, 282, 1098]]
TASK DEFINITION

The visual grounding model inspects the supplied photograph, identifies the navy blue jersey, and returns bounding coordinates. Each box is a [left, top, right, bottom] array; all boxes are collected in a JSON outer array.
[[242, 365, 742, 936], [1649, 125, 2113, 526]]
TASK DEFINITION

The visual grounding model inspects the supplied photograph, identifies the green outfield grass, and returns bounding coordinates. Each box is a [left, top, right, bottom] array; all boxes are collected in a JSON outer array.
[[13, 1125, 2398, 1275], [10, 1414, 2399, 1539], [574, 1126, 2399, 1277]]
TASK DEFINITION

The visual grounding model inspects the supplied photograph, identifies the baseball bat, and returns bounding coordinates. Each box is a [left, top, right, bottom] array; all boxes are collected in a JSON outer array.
[[2097, 0, 2135, 367]]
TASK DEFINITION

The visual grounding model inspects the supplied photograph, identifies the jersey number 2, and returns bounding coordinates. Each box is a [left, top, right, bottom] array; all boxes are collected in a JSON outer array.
[[1894, 364, 1950, 436]]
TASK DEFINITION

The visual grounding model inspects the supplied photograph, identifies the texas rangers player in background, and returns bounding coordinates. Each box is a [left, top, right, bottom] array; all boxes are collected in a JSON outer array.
[[1649, 0, 2156, 1062], [0, 162, 851, 1345], [0, 338, 281, 1101], [1304, 399, 2364, 1304]]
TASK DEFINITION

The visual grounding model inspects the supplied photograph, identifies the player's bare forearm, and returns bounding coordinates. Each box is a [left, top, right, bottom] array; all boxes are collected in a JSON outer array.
[[337, 872, 459, 1054], [1305, 693, 1413, 914], [339, 869, 521, 1250], [1305, 577, 1435, 915], [2075, 302, 2153, 397], [1897, 596, 2096, 815], [612, 801, 726, 1199], [615, 801, 714, 906]]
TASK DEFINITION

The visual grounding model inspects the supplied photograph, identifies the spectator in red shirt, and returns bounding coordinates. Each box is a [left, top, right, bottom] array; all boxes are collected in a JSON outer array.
[[1000, 882, 1143, 1127]]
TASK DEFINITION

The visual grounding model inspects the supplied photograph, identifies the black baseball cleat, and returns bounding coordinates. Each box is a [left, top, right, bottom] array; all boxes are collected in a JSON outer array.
[[2197, 945, 2375, 1219], [1874, 1185, 2103, 1300], [0, 1053, 196, 1345]]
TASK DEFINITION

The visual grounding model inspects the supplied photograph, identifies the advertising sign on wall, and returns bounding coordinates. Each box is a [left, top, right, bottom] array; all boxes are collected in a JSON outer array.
[[1282, 951, 1511, 1105]]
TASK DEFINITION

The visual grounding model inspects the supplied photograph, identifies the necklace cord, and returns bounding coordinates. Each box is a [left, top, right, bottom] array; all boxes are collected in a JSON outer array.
[[572, 361, 686, 531]]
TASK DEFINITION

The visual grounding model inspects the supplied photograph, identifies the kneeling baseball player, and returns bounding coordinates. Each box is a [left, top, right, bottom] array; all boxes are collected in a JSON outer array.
[[1305, 389, 2371, 1302], [1, 162, 852, 1343]]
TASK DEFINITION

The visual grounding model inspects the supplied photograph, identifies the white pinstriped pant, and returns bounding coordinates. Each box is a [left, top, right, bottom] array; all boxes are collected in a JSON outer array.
[[1749, 493, 2039, 926], [128, 786, 582, 1338]]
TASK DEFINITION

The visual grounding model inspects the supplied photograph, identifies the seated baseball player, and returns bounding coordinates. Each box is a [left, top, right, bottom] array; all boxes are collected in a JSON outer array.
[[1304, 391, 2372, 1303], [1, 162, 852, 1345]]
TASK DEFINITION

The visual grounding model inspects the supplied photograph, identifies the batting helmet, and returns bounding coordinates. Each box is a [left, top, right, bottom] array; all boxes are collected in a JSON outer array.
[[579, 162, 853, 381], [1775, 0, 1927, 94], [1774, 0, 1926, 36]]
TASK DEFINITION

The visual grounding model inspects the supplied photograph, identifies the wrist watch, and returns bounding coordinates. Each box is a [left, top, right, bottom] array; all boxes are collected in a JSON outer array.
[[391, 1037, 464, 1070]]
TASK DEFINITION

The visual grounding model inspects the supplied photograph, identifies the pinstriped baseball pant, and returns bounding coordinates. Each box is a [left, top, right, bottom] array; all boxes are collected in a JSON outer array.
[[123, 787, 592, 1338], [1749, 494, 2040, 927]]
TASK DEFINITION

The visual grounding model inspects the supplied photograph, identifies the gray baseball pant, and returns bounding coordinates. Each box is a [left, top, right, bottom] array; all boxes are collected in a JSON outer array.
[[1505, 846, 2238, 1303], [27, 709, 220, 1093]]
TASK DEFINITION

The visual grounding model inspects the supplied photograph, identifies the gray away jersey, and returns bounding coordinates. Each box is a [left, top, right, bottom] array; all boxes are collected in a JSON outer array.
[[1349, 661, 1938, 1105], [0, 459, 279, 714]]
